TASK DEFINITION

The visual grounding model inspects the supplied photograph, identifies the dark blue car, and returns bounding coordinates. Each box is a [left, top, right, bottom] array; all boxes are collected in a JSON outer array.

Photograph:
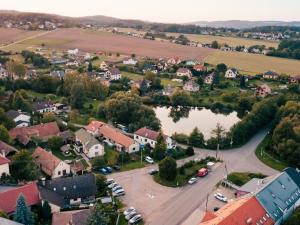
[[105, 167, 113, 173], [100, 168, 108, 175]]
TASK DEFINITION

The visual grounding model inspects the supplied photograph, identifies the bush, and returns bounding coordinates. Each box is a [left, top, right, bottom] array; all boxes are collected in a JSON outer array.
[[159, 157, 177, 181], [172, 133, 188, 144], [185, 146, 194, 156]]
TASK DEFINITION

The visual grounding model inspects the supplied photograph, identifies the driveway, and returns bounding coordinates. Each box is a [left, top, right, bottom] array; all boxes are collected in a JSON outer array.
[[110, 128, 278, 225]]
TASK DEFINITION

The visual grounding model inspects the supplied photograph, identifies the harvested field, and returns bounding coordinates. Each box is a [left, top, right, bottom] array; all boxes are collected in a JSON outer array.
[[207, 50, 300, 75], [9, 28, 213, 60], [167, 33, 279, 48], [0, 28, 42, 45]]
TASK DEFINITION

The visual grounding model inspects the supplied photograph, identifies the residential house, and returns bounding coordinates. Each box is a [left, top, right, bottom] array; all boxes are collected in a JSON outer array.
[[0, 155, 10, 176], [9, 122, 60, 145], [255, 171, 300, 225], [24, 69, 37, 80], [105, 68, 122, 81], [162, 85, 176, 96], [66, 61, 79, 68], [32, 101, 56, 114], [204, 72, 215, 85], [183, 81, 200, 92], [67, 48, 79, 56], [50, 70, 65, 78], [290, 75, 300, 84], [176, 68, 192, 78], [255, 84, 272, 98], [123, 58, 138, 65], [52, 209, 91, 225], [185, 60, 198, 66], [32, 147, 71, 178], [134, 127, 176, 149], [5, 110, 31, 127], [263, 71, 279, 80], [225, 68, 238, 79], [75, 129, 104, 158], [50, 57, 68, 65], [99, 61, 109, 71], [59, 130, 75, 144], [131, 79, 151, 90], [199, 196, 274, 225], [0, 141, 18, 157], [99, 124, 140, 153], [0, 183, 41, 214], [167, 57, 181, 65], [193, 65, 207, 72], [85, 120, 105, 136], [0, 67, 8, 79], [39, 174, 97, 209], [236, 178, 266, 197], [142, 65, 158, 74]]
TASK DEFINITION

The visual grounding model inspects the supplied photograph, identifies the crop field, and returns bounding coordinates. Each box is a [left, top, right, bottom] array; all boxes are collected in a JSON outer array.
[[207, 50, 300, 75], [4, 28, 213, 60], [0, 28, 42, 46], [167, 33, 279, 48]]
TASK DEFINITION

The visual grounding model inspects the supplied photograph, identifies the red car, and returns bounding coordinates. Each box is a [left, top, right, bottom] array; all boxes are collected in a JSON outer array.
[[198, 168, 208, 177]]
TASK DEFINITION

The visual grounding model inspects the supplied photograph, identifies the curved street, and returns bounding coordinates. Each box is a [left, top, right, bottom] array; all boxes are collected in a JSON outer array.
[[110, 128, 278, 225]]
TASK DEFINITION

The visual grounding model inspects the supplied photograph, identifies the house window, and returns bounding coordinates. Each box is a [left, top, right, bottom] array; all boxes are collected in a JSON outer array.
[[132, 148, 135, 151], [144, 138, 147, 142], [95, 152, 99, 156], [58, 171, 61, 175], [95, 146, 98, 149], [63, 170, 67, 175]]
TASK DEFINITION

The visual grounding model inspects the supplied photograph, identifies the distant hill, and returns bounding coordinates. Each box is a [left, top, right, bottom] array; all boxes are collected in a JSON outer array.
[[187, 20, 300, 29]]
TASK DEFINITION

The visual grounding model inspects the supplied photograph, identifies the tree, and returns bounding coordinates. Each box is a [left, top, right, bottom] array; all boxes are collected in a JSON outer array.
[[153, 132, 167, 160], [14, 194, 34, 225], [211, 41, 219, 49], [88, 62, 93, 72], [211, 123, 225, 144], [42, 112, 56, 123], [170, 89, 192, 106], [0, 210, 8, 219], [70, 83, 86, 109], [159, 156, 177, 181], [188, 128, 204, 147], [10, 150, 39, 181], [87, 204, 110, 225], [284, 207, 300, 225], [0, 125, 10, 143], [216, 63, 227, 73], [240, 75, 246, 88], [41, 201, 52, 221], [95, 174, 107, 192], [91, 156, 106, 170], [186, 146, 194, 156], [11, 91, 31, 112], [0, 108, 16, 129], [213, 72, 220, 85], [48, 136, 64, 151], [6, 61, 25, 78]]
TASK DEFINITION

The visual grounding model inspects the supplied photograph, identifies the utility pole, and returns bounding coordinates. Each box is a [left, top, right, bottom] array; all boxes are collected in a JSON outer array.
[[205, 193, 209, 212], [216, 143, 219, 160]]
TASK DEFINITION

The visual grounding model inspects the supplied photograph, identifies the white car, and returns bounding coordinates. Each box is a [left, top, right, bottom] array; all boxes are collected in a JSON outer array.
[[108, 182, 118, 189], [214, 193, 228, 202], [112, 185, 123, 192], [188, 177, 198, 184], [113, 188, 125, 197], [105, 178, 114, 185], [123, 207, 135, 216], [129, 214, 143, 224], [125, 211, 138, 220], [145, 156, 154, 164]]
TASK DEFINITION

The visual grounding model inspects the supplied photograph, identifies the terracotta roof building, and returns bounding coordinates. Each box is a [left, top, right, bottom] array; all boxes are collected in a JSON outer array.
[[32, 147, 70, 178], [199, 196, 274, 225], [99, 125, 139, 153], [85, 120, 105, 135], [0, 183, 40, 214], [0, 141, 18, 157], [9, 122, 60, 145]]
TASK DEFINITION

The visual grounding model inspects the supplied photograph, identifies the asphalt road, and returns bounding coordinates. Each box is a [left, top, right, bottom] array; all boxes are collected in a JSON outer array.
[[111, 128, 278, 225]]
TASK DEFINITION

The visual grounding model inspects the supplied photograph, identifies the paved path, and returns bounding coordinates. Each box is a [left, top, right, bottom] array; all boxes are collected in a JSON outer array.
[[111, 128, 277, 225]]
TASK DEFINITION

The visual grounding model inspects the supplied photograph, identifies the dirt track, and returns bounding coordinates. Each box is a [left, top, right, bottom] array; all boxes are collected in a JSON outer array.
[[0, 28, 41, 45]]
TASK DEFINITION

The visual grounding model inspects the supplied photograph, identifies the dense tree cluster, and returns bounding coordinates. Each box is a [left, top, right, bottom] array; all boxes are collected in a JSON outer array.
[[159, 156, 177, 181], [21, 50, 49, 68], [267, 40, 300, 60]]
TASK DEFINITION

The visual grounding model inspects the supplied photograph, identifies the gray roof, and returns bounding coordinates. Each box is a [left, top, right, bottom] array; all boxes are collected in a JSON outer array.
[[32, 101, 54, 111], [256, 172, 300, 222], [237, 178, 264, 193], [0, 218, 23, 225], [5, 110, 20, 119], [75, 129, 101, 150]]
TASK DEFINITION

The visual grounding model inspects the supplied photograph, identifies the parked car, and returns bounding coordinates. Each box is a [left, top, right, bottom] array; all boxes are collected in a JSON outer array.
[[198, 168, 208, 177], [148, 169, 158, 175], [145, 156, 154, 164], [214, 193, 228, 202], [125, 211, 138, 220], [124, 207, 135, 216], [112, 185, 123, 192], [108, 182, 119, 189], [113, 165, 121, 171], [105, 178, 114, 185], [188, 177, 198, 184], [100, 168, 108, 175], [113, 188, 125, 197], [129, 214, 143, 224], [105, 166, 113, 173]]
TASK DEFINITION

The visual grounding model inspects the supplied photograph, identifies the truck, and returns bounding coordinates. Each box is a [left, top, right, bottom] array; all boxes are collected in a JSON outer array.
[[198, 168, 208, 177]]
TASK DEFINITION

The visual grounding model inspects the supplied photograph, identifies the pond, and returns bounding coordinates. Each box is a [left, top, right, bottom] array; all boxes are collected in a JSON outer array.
[[154, 107, 241, 139]]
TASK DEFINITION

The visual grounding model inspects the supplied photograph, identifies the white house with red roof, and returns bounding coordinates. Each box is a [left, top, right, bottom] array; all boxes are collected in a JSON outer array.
[[176, 68, 192, 78], [0, 155, 10, 176], [32, 147, 70, 179], [85, 120, 105, 136], [134, 127, 176, 149], [0, 182, 41, 214]]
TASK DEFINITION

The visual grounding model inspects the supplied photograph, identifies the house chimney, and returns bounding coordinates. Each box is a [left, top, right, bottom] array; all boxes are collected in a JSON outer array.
[[40, 177, 46, 186]]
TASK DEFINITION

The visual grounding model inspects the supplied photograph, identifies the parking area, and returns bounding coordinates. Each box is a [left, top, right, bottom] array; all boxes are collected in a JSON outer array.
[[108, 166, 181, 220]]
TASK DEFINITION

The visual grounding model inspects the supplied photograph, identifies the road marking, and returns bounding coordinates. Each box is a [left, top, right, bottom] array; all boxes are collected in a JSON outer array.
[[147, 193, 155, 199]]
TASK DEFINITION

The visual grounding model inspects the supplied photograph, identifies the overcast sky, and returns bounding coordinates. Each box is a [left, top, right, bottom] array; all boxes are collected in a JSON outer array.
[[1, 0, 300, 23]]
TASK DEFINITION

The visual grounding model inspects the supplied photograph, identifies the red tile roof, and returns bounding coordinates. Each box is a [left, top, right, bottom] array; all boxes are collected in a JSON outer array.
[[32, 147, 62, 176], [0, 141, 18, 156], [9, 122, 60, 145], [193, 65, 207, 71], [199, 197, 274, 225], [99, 125, 134, 149], [134, 127, 168, 141], [0, 183, 40, 213], [0, 155, 10, 165], [85, 120, 105, 133]]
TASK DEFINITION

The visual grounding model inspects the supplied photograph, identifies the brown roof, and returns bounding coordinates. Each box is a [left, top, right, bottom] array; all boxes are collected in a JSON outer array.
[[0, 141, 18, 157], [9, 122, 60, 145], [85, 120, 105, 133], [52, 209, 91, 225], [193, 65, 207, 71], [99, 125, 134, 148], [0, 155, 10, 165], [134, 127, 168, 141], [32, 147, 62, 176]]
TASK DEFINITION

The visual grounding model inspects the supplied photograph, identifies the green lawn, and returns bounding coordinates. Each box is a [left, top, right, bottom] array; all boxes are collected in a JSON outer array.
[[227, 172, 266, 186], [105, 147, 119, 165], [51, 149, 81, 161], [255, 135, 288, 171], [120, 161, 146, 172]]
